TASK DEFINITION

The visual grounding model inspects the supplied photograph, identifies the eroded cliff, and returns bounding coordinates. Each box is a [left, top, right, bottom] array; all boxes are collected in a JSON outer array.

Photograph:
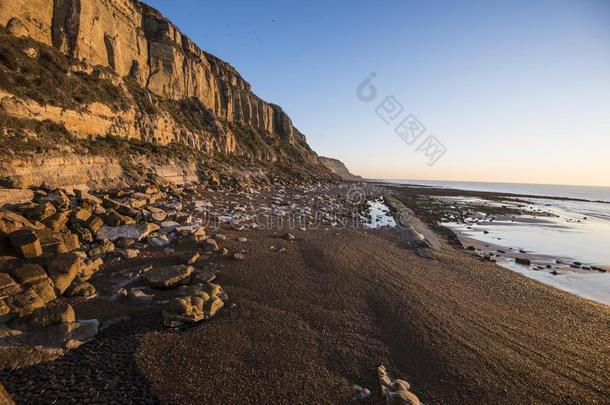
[[0, 0, 332, 188]]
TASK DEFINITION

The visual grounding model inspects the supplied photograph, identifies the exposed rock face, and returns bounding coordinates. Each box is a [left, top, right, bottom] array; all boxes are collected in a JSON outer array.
[[0, 0, 326, 178], [319, 157, 363, 181]]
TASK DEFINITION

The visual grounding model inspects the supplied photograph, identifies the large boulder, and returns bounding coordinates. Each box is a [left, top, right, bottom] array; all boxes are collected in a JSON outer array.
[[7, 289, 45, 316], [0, 210, 38, 235], [12, 264, 48, 285], [96, 223, 159, 242], [10, 303, 76, 331], [47, 253, 81, 295], [28, 278, 57, 304], [9, 229, 43, 258], [144, 265, 193, 288]]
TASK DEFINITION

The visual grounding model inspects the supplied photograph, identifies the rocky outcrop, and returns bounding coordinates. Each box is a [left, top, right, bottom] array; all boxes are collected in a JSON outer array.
[[0, 0, 323, 169], [319, 156, 363, 181]]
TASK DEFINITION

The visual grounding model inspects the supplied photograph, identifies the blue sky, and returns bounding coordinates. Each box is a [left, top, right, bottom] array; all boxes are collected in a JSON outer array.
[[145, 0, 610, 186]]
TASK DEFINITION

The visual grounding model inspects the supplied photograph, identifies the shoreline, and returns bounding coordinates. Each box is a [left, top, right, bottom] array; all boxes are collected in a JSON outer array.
[[1, 182, 609, 403]]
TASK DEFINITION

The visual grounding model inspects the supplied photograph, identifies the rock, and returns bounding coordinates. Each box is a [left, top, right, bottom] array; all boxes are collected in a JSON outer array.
[[204, 297, 224, 319], [70, 208, 92, 224], [214, 233, 227, 241], [0, 256, 21, 273], [103, 209, 134, 226], [7, 289, 45, 316], [10, 303, 75, 331], [128, 289, 154, 305], [28, 278, 57, 304], [146, 207, 167, 222], [237, 237, 248, 243], [160, 221, 181, 231], [97, 223, 160, 242], [79, 258, 103, 281], [191, 227, 207, 243], [60, 232, 81, 252], [203, 239, 219, 253], [43, 190, 71, 211], [65, 281, 96, 297], [148, 235, 170, 247], [378, 365, 421, 405], [47, 253, 81, 295], [29, 202, 57, 222], [284, 233, 296, 240], [183, 252, 200, 265], [12, 264, 47, 285], [15, 319, 99, 349], [116, 248, 139, 259], [0, 273, 22, 300], [194, 271, 216, 284], [0, 188, 34, 207], [0, 382, 15, 405], [0, 209, 39, 235], [9, 229, 43, 258], [232, 252, 245, 261], [144, 265, 194, 288], [515, 257, 531, 266], [75, 189, 103, 206], [86, 216, 105, 233]]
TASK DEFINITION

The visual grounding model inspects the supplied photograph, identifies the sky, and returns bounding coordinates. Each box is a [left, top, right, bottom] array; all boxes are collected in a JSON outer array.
[[145, 0, 610, 187]]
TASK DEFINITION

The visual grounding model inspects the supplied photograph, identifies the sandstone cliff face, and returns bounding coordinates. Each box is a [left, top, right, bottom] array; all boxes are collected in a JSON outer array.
[[319, 157, 363, 181], [0, 0, 324, 170]]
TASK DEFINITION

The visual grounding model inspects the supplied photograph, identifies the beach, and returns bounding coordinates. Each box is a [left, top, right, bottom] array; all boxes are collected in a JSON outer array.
[[2, 182, 609, 404]]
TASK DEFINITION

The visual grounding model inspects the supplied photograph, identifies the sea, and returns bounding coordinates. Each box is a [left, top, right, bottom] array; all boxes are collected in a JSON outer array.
[[383, 180, 610, 305]]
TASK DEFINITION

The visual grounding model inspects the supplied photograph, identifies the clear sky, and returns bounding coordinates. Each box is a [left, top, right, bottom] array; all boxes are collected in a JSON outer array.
[[145, 0, 610, 187]]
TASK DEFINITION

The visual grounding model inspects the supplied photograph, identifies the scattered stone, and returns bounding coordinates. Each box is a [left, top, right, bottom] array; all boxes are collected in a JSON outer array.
[[9, 229, 43, 258], [149, 235, 170, 247], [183, 252, 200, 265], [86, 216, 105, 233], [97, 223, 159, 242], [144, 265, 194, 288], [214, 233, 227, 241], [47, 253, 81, 295], [147, 207, 168, 222], [237, 237, 248, 243], [232, 252, 245, 261], [378, 364, 421, 405], [116, 248, 139, 259], [194, 271, 216, 284], [284, 233, 296, 241]]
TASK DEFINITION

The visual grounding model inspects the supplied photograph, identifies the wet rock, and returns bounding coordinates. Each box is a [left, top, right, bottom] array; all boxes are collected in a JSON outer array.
[[9, 229, 43, 258], [144, 265, 193, 288], [47, 253, 81, 295], [65, 281, 96, 297], [12, 264, 47, 285], [10, 303, 75, 331], [96, 223, 159, 242], [515, 257, 531, 266]]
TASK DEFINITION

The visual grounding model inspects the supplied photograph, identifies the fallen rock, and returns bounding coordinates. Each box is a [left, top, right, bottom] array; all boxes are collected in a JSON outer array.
[[96, 223, 160, 242], [0, 188, 34, 207], [284, 233, 296, 241], [128, 289, 154, 305], [203, 239, 219, 253], [9, 229, 43, 258], [28, 278, 56, 304], [47, 253, 81, 295], [0, 273, 22, 300], [0, 209, 39, 235], [12, 264, 47, 285], [79, 258, 103, 281], [65, 281, 96, 298], [10, 303, 75, 331], [378, 364, 421, 405], [232, 252, 246, 261], [0, 382, 14, 405], [7, 289, 45, 316], [144, 265, 193, 288]]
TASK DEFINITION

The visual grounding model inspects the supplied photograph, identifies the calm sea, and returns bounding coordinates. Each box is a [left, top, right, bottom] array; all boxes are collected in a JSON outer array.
[[383, 180, 610, 203]]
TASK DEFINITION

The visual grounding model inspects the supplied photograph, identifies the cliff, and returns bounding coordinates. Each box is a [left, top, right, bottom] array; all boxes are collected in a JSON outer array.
[[0, 0, 334, 189], [319, 157, 363, 181]]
